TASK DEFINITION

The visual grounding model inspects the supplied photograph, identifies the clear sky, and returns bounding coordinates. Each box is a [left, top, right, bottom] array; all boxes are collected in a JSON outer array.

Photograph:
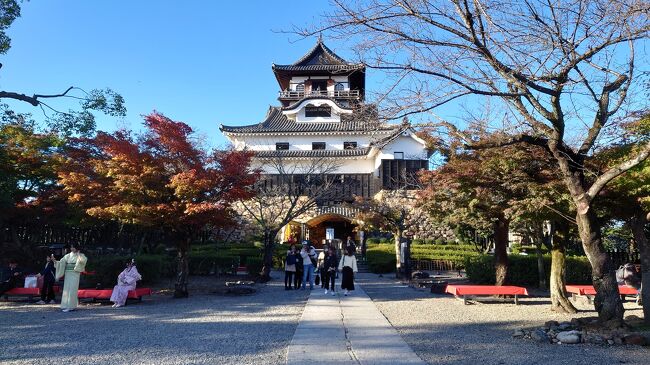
[[1, 0, 347, 148]]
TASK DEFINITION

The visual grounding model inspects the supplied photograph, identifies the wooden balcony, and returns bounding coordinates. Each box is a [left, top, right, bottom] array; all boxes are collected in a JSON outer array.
[[278, 89, 360, 100]]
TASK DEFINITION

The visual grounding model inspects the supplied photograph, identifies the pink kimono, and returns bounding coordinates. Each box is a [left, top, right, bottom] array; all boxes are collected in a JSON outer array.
[[109, 266, 142, 306]]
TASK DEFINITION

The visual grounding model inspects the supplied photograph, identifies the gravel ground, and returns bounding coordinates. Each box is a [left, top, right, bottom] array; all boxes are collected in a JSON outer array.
[[0, 273, 308, 365], [357, 273, 648, 365]]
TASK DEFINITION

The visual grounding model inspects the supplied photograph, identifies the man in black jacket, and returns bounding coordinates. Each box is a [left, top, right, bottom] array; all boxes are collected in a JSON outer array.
[[0, 259, 24, 296], [37, 255, 57, 304]]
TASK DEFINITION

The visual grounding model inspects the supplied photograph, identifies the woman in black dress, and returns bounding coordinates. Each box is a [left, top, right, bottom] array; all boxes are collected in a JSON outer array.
[[338, 247, 358, 296]]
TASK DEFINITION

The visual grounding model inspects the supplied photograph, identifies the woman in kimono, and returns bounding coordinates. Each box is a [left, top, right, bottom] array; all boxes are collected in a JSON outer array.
[[110, 260, 142, 307], [53, 244, 88, 312]]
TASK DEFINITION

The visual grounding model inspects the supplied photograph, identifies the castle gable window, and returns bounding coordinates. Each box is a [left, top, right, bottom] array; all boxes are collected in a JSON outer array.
[[276, 142, 289, 150], [305, 105, 331, 117], [343, 141, 357, 149], [312, 142, 326, 150]]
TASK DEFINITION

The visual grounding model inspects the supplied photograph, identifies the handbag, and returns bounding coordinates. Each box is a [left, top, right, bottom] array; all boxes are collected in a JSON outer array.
[[315, 274, 321, 286], [24, 275, 38, 288]]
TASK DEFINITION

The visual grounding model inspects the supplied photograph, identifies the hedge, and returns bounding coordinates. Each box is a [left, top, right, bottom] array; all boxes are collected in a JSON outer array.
[[366, 244, 396, 273], [87, 254, 173, 289], [464, 254, 592, 287]]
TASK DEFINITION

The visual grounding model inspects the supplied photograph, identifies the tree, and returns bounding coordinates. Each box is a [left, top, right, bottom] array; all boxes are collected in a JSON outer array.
[[353, 191, 415, 278], [307, 0, 650, 322], [58, 112, 257, 297], [0, 1, 125, 137], [595, 113, 650, 322], [238, 156, 341, 282]]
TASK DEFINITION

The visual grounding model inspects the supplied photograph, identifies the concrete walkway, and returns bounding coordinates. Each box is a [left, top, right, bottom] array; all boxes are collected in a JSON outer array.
[[286, 284, 426, 365]]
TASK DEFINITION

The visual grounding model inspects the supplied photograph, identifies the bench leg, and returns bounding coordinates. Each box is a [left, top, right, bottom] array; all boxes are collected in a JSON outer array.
[[514, 295, 519, 305], [463, 295, 468, 305]]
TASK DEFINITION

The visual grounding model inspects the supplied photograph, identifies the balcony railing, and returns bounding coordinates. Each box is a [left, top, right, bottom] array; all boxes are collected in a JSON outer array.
[[278, 90, 360, 99]]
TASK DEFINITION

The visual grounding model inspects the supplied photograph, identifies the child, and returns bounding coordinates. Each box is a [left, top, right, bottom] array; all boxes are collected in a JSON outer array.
[[36, 254, 56, 304]]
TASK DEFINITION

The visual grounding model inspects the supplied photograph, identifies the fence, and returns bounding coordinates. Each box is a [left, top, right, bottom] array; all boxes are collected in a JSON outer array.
[[410, 258, 462, 272]]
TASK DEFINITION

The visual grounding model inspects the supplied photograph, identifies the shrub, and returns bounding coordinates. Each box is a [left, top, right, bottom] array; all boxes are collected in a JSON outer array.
[[379, 237, 391, 244], [245, 256, 263, 276], [366, 244, 395, 273], [434, 237, 446, 245], [464, 254, 593, 286], [188, 251, 238, 275], [366, 238, 380, 245], [411, 239, 424, 245], [87, 254, 172, 288]]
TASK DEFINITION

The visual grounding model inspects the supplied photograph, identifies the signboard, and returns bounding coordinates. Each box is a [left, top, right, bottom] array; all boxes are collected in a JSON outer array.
[[326, 228, 335, 240]]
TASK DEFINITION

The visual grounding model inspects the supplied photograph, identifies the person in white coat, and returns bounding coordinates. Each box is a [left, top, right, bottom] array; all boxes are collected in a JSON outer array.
[[338, 247, 358, 296]]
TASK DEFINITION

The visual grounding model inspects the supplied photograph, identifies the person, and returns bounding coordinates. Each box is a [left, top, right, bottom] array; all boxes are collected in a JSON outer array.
[[616, 263, 642, 305], [338, 247, 358, 296], [317, 244, 329, 288], [284, 245, 298, 290], [361, 240, 367, 262], [110, 259, 142, 308], [294, 247, 303, 290], [323, 246, 338, 296], [53, 244, 88, 312], [36, 255, 56, 304], [0, 259, 24, 296], [345, 236, 357, 255], [300, 241, 317, 290]]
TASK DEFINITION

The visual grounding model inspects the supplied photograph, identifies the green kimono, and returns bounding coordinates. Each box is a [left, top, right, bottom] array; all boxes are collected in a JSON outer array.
[[55, 252, 87, 310]]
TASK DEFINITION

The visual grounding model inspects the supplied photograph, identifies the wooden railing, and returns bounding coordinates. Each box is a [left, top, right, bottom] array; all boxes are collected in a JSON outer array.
[[278, 90, 360, 99]]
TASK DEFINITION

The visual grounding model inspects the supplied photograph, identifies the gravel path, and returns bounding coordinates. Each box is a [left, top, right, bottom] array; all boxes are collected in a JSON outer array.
[[0, 274, 308, 365], [357, 273, 648, 365]]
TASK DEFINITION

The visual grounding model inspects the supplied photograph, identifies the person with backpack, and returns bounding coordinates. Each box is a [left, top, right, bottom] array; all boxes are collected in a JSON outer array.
[[285, 245, 298, 290], [616, 263, 642, 305]]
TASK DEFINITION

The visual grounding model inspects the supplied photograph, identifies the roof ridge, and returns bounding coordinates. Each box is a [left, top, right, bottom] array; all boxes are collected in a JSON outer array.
[[291, 39, 349, 66]]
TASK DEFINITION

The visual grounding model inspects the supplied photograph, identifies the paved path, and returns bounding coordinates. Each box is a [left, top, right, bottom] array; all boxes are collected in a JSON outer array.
[[286, 284, 426, 365]]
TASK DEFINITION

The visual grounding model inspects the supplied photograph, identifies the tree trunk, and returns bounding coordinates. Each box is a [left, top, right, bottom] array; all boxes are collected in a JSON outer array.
[[395, 229, 403, 279], [493, 217, 509, 286], [549, 222, 577, 313], [631, 210, 649, 324], [260, 229, 279, 282], [576, 210, 624, 322], [174, 236, 190, 298]]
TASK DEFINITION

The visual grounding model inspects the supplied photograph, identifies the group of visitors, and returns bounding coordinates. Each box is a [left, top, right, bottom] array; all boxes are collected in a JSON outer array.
[[285, 237, 358, 296], [1, 243, 142, 312]]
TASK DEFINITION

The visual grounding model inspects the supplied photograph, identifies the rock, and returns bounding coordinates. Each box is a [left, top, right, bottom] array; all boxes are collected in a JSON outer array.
[[607, 339, 615, 345], [552, 338, 559, 343], [531, 329, 550, 343], [544, 320, 559, 329], [512, 329, 525, 338], [623, 334, 646, 346], [585, 334, 605, 344], [556, 330, 581, 344], [570, 318, 582, 327], [614, 337, 624, 345], [557, 322, 572, 331], [603, 319, 624, 330]]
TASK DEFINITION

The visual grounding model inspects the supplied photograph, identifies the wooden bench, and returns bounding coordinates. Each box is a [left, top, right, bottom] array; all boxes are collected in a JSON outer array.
[[3, 286, 61, 302], [77, 288, 152, 304], [445, 284, 529, 305], [565, 285, 638, 304]]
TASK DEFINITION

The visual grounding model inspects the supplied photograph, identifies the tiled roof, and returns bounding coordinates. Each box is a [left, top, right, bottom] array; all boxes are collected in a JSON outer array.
[[220, 106, 398, 134], [255, 147, 372, 159], [272, 39, 364, 73]]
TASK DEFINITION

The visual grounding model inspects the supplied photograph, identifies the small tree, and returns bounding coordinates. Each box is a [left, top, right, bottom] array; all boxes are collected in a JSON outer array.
[[58, 112, 257, 297], [239, 156, 342, 282]]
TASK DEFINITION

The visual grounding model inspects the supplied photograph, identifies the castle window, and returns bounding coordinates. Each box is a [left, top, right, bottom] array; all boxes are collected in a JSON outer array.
[[343, 141, 357, 149], [305, 105, 331, 117], [295, 83, 305, 92], [276, 142, 289, 150], [312, 142, 326, 150], [335, 82, 346, 91]]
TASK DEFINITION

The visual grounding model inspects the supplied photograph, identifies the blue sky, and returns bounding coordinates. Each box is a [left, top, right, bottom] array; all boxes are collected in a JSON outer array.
[[1, 1, 345, 147]]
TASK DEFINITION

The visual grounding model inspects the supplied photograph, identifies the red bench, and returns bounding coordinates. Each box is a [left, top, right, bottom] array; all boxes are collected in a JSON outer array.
[[445, 284, 529, 305], [3, 286, 61, 301], [565, 285, 638, 303], [77, 288, 152, 303]]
